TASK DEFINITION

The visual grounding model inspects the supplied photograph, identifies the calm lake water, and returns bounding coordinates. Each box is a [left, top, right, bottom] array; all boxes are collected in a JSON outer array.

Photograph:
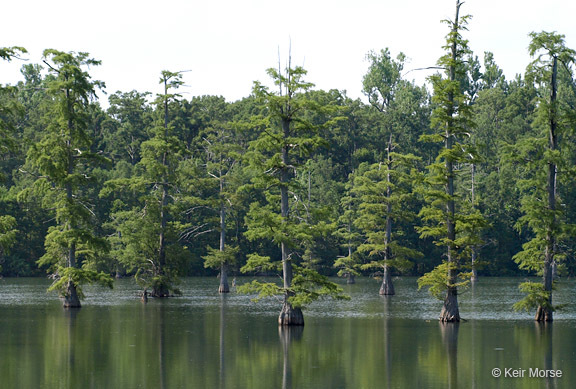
[[1, 277, 575, 388]]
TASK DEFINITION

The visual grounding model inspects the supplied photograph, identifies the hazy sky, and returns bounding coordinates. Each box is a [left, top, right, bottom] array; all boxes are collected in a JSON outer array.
[[2, 0, 575, 104]]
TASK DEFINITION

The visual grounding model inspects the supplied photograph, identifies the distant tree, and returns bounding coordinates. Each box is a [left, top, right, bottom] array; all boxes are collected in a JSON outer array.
[[353, 137, 422, 295], [332, 174, 362, 284], [199, 119, 244, 293], [103, 90, 153, 165], [23, 50, 112, 307], [511, 31, 576, 322], [239, 62, 347, 326], [0, 47, 27, 268]]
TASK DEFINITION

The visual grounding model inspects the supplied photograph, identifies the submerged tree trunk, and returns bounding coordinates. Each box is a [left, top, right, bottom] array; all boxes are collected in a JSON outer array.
[[152, 283, 170, 298], [346, 273, 356, 284], [63, 280, 81, 308], [64, 171, 81, 308], [219, 263, 230, 293], [346, 244, 355, 284], [278, 296, 304, 326], [440, 286, 460, 322], [218, 200, 230, 293], [63, 232, 80, 308], [380, 265, 395, 296], [470, 163, 479, 284]]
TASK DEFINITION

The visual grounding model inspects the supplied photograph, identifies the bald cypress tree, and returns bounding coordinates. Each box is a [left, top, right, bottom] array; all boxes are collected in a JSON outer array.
[[511, 31, 576, 322], [103, 71, 188, 298], [24, 50, 112, 307], [239, 62, 347, 326], [417, 1, 479, 322]]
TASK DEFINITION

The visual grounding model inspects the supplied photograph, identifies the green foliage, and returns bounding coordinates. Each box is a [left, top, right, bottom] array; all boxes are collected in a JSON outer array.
[[362, 48, 406, 112], [333, 254, 360, 278], [203, 245, 239, 269], [513, 281, 555, 313], [417, 262, 472, 300], [0, 215, 17, 257], [240, 253, 280, 273], [238, 265, 348, 308], [102, 70, 190, 295], [1, 22, 576, 306], [353, 154, 423, 273], [0, 46, 27, 62], [236, 280, 284, 303], [103, 201, 187, 293], [288, 265, 349, 308], [48, 265, 113, 300]]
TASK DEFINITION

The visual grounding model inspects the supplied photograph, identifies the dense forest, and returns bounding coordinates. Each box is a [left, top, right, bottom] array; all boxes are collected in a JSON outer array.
[[1, 2, 575, 322]]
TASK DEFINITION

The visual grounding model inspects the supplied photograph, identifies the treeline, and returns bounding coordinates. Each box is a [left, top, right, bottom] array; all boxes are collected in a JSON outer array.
[[0, 28, 575, 300]]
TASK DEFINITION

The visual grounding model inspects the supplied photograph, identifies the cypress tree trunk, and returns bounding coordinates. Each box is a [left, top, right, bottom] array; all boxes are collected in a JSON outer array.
[[63, 234, 81, 308], [278, 113, 304, 326], [440, 286, 460, 322], [279, 296, 304, 326], [536, 56, 558, 322], [64, 130, 81, 308], [380, 265, 395, 296], [154, 77, 171, 299], [440, 0, 462, 322], [219, 263, 230, 294], [346, 245, 355, 284], [471, 163, 479, 283], [64, 279, 81, 308], [380, 136, 395, 296], [346, 274, 356, 284], [218, 194, 230, 293], [153, 183, 170, 298]]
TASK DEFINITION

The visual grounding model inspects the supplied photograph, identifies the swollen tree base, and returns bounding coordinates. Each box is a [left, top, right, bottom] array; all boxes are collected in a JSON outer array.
[[535, 306, 553, 322], [151, 285, 171, 298], [63, 281, 81, 308], [379, 266, 395, 296], [439, 287, 460, 322], [219, 266, 230, 293], [278, 301, 304, 326], [218, 283, 230, 293]]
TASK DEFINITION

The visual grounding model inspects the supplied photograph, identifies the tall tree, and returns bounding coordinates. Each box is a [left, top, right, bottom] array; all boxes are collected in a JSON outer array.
[[24, 50, 112, 307], [103, 71, 188, 297], [512, 31, 576, 321], [239, 62, 346, 326], [417, 1, 477, 322], [0, 47, 27, 271]]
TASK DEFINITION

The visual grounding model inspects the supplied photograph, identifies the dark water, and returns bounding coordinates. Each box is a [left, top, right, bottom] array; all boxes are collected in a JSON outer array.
[[0, 277, 575, 388]]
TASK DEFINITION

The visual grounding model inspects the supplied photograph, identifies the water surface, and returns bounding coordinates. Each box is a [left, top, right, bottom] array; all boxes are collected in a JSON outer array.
[[0, 277, 574, 388]]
